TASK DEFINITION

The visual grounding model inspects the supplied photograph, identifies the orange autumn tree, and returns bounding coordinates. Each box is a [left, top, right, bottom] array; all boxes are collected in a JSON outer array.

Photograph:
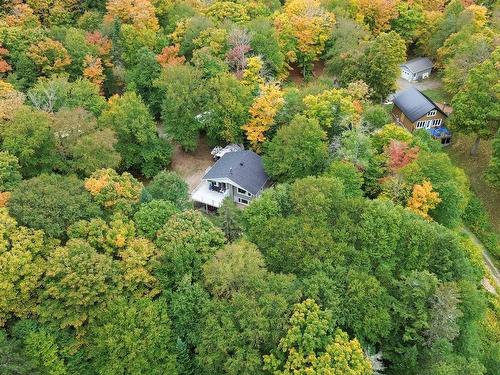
[[0, 44, 12, 75], [156, 45, 185, 68], [407, 180, 441, 220], [83, 55, 105, 90], [242, 83, 285, 152], [85, 31, 113, 69]]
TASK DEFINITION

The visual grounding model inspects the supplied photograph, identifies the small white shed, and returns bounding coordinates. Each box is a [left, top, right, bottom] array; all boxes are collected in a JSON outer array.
[[400, 57, 433, 82]]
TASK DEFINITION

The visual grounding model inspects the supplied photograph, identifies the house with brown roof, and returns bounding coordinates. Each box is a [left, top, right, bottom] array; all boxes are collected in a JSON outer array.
[[392, 88, 451, 145]]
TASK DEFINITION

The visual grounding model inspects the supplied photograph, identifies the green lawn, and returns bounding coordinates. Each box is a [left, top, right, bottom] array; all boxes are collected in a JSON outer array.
[[446, 134, 500, 234], [421, 88, 451, 104]]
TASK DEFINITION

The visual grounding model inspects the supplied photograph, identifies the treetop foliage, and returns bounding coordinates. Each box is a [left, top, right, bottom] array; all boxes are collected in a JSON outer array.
[[0, 1, 498, 374]]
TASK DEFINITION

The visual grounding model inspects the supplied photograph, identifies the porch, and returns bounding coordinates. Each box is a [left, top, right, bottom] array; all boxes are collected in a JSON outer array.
[[191, 180, 230, 209]]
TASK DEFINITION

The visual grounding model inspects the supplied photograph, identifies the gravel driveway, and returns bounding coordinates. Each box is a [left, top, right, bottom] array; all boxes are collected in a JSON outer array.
[[396, 75, 443, 93]]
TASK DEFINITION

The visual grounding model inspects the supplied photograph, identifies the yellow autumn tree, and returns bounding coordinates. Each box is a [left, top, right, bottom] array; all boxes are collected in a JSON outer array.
[[27, 37, 71, 76], [353, 0, 399, 33], [407, 180, 441, 220], [84, 168, 143, 215], [303, 88, 359, 130], [105, 0, 159, 31], [242, 83, 285, 152], [241, 56, 264, 88], [274, 0, 335, 77]]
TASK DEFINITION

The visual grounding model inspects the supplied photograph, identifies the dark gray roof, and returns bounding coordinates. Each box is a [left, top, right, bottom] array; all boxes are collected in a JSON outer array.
[[203, 151, 269, 195], [401, 57, 433, 74], [393, 87, 446, 122]]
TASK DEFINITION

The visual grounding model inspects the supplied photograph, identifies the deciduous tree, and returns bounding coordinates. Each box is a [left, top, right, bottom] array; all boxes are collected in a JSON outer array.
[[407, 180, 441, 220], [99, 92, 172, 177], [144, 171, 190, 210], [242, 83, 284, 152], [263, 114, 328, 182], [1, 106, 58, 177], [157, 64, 207, 151], [84, 168, 142, 216], [449, 50, 500, 156], [263, 299, 372, 374], [8, 174, 101, 238]]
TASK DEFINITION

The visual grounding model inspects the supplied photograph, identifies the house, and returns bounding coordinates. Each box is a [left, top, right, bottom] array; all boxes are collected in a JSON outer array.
[[392, 87, 451, 145], [191, 150, 270, 211], [400, 57, 433, 82]]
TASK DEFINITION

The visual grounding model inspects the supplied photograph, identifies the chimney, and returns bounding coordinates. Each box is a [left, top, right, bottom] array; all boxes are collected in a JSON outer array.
[[229, 167, 232, 174]]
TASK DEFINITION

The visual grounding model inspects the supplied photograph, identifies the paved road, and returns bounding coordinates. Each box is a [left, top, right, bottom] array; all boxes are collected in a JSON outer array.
[[462, 227, 500, 289]]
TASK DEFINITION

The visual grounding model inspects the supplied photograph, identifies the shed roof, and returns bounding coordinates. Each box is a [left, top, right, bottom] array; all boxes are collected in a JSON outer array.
[[401, 57, 433, 74], [203, 150, 269, 195], [393, 87, 446, 122]]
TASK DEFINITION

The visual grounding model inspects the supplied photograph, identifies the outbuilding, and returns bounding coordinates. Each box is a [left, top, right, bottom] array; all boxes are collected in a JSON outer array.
[[400, 57, 433, 82]]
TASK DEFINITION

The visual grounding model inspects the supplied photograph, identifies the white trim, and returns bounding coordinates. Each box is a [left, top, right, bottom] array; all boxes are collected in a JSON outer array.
[[416, 120, 425, 129]]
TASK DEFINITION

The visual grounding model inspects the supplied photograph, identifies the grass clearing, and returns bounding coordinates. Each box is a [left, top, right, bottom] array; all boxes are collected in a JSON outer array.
[[446, 134, 500, 233], [421, 88, 451, 104]]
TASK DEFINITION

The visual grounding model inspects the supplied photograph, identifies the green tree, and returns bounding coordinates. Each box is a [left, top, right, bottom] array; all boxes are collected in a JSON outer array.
[[263, 115, 328, 183], [22, 326, 68, 375], [204, 73, 252, 144], [324, 16, 368, 76], [145, 171, 190, 210], [133, 200, 178, 240], [449, 51, 500, 156], [125, 47, 162, 116], [1, 106, 58, 177], [0, 151, 22, 191], [346, 31, 406, 102], [27, 76, 107, 116], [198, 240, 299, 374], [361, 104, 392, 130], [0, 330, 36, 375], [324, 160, 364, 198], [155, 210, 226, 288], [51, 107, 120, 176], [263, 299, 372, 374], [247, 17, 285, 75], [88, 296, 178, 375], [8, 174, 101, 238], [157, 64, 207, 151], [215, 197, 242, 242], [39, 239, 118, 330], [390, 2, 424, 44], [0, 210, 49, 325], [98, 92, 172, 177]]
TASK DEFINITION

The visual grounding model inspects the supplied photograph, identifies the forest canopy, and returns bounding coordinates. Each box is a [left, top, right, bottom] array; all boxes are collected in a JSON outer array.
[[0, 1, 499, 374]]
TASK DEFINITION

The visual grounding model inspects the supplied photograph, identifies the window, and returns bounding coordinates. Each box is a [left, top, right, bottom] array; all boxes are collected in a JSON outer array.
[[432, 119, 442, 127], [427, 110, 437, 117], [238, 198, 249, 205], [237, 187, 246, 195], [416, 121, 425, 129]]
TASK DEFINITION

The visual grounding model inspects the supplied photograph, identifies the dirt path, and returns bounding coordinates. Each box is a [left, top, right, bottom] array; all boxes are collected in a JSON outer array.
[[170, 137, 214, 192], [462, 227, 499, 292]]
